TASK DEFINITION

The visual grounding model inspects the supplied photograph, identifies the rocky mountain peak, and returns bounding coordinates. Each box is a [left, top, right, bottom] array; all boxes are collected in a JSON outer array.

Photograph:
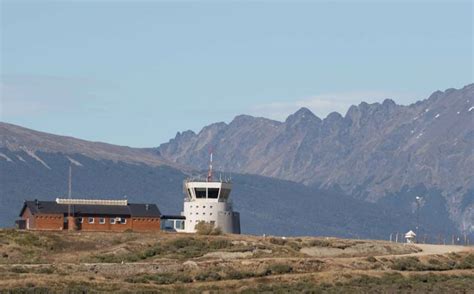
[[285, 107, 321, 127]]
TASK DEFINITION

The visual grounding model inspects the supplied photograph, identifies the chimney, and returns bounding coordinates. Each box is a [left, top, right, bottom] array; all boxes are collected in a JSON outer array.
[[35, 199, 39, 208], [145, 204, 149, 211]]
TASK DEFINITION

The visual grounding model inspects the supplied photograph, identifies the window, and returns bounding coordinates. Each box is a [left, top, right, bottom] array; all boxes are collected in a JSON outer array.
[[208, 188, 219, 199], [110, 218, 116, 224], [99, 218, 105, 224], [78, 217, 83, 224], [88, 217, 94, 224], [164, 220, 174, 230], [195, 188, 206, 198], [175, 220, 185, 230], [203, 212, 206, 215], [210, 213, 213, 216], [210, 206, 213, 209], [203, 206, 206, 208], [120, 218, 127, 224]]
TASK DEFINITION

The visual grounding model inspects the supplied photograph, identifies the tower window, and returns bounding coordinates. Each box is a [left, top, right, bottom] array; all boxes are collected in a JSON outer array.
[[208, 188, 219, 199], [195, 188, 206, 198]]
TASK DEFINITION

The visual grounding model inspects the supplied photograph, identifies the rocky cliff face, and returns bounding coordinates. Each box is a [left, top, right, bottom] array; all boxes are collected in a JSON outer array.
[[157, 84, 474, 233]]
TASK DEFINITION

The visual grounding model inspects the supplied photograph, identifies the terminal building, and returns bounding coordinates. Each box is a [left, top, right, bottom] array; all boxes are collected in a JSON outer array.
[[17, 198, 161, 232]]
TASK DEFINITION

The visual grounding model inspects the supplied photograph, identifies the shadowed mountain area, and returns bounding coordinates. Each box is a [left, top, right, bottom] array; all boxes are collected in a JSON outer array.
[[157, 84, 474, 234]]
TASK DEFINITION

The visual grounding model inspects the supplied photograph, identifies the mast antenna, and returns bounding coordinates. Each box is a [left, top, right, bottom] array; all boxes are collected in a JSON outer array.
[[68, 164, 72, 219], [207, 148, 213, 182]]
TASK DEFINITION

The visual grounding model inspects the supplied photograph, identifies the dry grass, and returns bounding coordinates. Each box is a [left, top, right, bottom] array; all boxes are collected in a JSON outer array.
[[0, 229, 472, 293]]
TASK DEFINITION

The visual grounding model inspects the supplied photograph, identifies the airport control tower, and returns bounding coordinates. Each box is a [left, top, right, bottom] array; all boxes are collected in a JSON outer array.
[[181, 153, 240, 234]]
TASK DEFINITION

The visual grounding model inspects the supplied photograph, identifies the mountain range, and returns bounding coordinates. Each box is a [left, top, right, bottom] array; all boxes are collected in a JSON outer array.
[[157, 84, 474, 235], [1, 84, 472, 238]]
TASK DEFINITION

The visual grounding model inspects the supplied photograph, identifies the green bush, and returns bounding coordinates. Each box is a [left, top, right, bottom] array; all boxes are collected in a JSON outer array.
[[226, 270, 255, 280], [125, 273, 193, 284], [195, 222, 222, 235], [456, 254, 474, 269], [36, 267, 54, 274], [306, 239, 331, 247], [195, 271, 222, 281], [266, 263, 293, 274], [10, 267, 28, 273], [209, 239, 232, 250], [390, 257, 426, 271]]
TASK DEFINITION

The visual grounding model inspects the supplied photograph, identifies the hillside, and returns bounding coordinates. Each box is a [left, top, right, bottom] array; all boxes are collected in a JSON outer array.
[[0, 124, 458, 239], [0, 230, 473, 292], [157, 84, 474, 234]]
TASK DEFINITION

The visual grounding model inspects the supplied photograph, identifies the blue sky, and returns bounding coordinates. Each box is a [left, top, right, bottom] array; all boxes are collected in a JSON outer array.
[[1, 1, 472, 147]]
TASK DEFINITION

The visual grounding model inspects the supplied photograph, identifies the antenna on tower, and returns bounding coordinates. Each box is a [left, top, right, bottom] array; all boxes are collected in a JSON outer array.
[[207, 148, 213, 182], [68, 164, 72, 219]]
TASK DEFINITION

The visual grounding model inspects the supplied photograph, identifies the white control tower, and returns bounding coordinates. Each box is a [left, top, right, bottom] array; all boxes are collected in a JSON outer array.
[[181, 153, 240, 234]]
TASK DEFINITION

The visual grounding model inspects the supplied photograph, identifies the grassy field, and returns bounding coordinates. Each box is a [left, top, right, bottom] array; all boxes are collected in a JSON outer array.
[[0, 229, 473, 293]]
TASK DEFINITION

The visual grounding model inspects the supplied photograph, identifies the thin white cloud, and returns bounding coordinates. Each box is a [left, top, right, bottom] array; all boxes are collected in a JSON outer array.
[[249, 91, 419, 121], [0, 74, 115, 119]]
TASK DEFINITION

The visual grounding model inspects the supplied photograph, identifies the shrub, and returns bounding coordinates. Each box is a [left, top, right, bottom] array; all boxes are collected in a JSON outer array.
[[209, 239, 232, 250], [266, 263, 293, 274], [195, 271, 222, 281], [36, 267, 54, 274], [366, 256, 377, 263], [390, 257, 426, 271], [10, 267, 28, 273], [306, 239, 331, 247], [456, 254, 474, 269], [226, 270, 255, 280], [195, 222, 222, 235], [269, 238, 287, 246]]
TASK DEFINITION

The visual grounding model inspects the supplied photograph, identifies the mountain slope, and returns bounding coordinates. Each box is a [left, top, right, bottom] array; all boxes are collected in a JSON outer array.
[[0, 123, 458, 238], [157, 84, 474, 233], [0, 122, 179, 168]]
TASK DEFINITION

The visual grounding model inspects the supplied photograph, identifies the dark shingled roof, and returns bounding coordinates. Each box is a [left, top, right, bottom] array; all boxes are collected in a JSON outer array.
[[20, 200, 161, 218]]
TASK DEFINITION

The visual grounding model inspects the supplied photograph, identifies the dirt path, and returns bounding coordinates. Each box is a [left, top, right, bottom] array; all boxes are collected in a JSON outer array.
[[403, 244, 472, 257]]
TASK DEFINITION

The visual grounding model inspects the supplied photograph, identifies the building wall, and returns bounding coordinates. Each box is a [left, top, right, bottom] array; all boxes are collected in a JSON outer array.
[[76, 216, 132, 232], [76, 216, 161, 232], [21, 208, 36, 230], [21, 208, 64, 231], [131, 217, 161, 232], [21, 209, 161, 232], [183, 200, 240, 234], [35, 214, 64, 230]]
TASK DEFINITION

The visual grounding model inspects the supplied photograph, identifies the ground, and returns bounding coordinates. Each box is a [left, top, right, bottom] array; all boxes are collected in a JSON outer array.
[[0, 229, 473, 293]]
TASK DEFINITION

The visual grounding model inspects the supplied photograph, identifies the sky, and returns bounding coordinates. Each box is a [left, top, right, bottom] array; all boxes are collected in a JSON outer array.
[[1, 0, 472, 147]]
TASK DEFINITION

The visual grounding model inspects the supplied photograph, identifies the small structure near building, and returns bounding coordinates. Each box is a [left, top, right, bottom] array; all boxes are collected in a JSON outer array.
[[18, 198, 161, 232], [405, 230, 416, 244], [160, 215, 186, 232]]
